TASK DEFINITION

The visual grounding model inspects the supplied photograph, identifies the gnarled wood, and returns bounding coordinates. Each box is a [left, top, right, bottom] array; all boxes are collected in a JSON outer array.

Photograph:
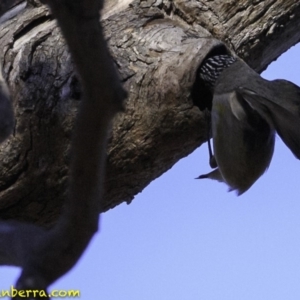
[[0, 0, 299, 225], [0, 0, 126, 294]]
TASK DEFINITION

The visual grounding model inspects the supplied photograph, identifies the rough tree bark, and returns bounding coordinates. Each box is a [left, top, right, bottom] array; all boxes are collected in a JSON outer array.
[[0, 0, 299, 225], [0, 0, 127, 294]]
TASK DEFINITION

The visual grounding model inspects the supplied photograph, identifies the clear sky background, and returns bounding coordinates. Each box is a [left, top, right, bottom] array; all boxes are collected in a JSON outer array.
[[1, 43, 300, 299]]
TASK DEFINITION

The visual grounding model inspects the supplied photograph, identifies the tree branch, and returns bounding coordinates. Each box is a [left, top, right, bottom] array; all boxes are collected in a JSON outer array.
[[0, 0, 126, 297]]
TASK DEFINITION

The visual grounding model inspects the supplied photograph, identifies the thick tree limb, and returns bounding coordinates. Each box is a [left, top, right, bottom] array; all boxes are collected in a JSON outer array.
[[0, 0, 298, 295], [0, 0, 126, 296], [0, 0, 299, 225]]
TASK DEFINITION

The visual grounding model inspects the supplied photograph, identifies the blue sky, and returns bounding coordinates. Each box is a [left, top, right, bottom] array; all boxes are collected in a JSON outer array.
[[1, 43, 300, 299]]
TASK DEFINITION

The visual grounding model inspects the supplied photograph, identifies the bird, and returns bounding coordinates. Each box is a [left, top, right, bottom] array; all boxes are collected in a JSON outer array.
[[195, 53, 300, 195]]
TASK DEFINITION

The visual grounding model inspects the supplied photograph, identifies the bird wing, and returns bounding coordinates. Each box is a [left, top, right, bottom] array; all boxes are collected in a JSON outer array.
[[209, 91, 274, 195], [238, 86, 300, 159]]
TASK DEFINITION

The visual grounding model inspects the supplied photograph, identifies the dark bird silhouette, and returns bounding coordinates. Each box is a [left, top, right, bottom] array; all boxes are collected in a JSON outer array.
[[196, 54, 300, 195]]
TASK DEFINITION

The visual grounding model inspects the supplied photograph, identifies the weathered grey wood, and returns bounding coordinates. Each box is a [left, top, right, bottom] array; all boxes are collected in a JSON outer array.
[[0, 0, 299, 225], [0, 0, 126, 293], [171, 0, 300, 71]]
